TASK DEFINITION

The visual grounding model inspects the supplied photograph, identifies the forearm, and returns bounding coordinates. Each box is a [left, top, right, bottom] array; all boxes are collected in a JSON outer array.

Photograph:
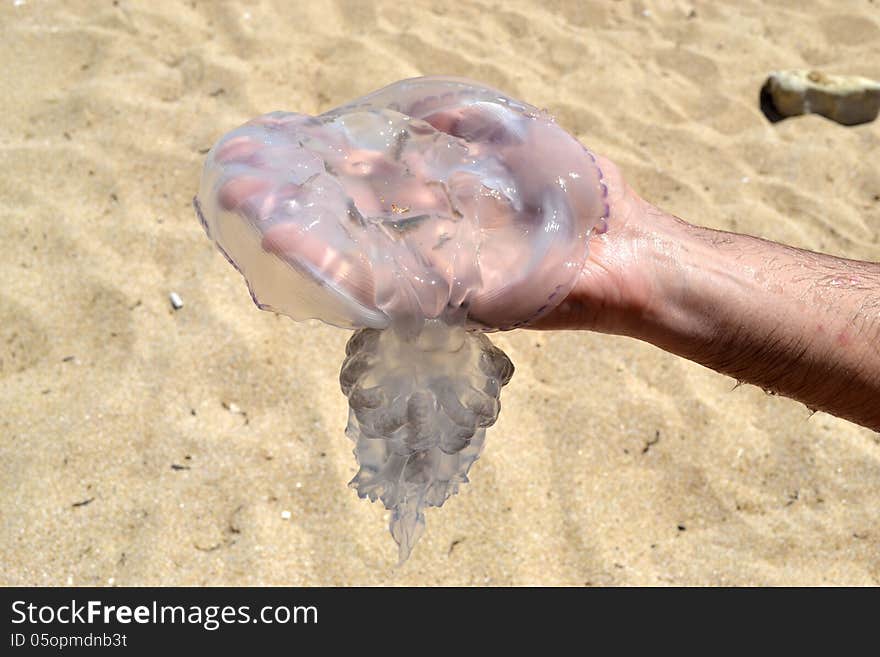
[[626, 209, 880, 431]]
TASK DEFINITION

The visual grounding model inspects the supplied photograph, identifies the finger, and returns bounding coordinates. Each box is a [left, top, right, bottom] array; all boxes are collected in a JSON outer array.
[[423, 104, 525, 146], [215, 136, 263, 165], [218, 175, 273, 212], [261, 221, 377, 309]]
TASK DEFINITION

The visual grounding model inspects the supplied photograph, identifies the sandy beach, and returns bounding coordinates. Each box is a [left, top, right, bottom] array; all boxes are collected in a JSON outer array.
[[1, 0, 878, 585]]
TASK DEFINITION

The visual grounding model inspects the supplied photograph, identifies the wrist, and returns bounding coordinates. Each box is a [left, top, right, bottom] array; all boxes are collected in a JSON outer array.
[[602, 200, 713, 346], [615, 203, 747, 357]]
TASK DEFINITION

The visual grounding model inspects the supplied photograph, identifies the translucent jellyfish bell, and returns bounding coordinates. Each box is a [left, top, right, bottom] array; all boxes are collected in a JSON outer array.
[[195, 76, 609, 561]]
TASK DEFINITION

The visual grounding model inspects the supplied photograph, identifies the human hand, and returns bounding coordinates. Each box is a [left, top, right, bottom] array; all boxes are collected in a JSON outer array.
[[526, 153, 694, 342]]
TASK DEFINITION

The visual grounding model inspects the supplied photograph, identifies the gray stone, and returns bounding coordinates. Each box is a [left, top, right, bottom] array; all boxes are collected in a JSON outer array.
[[764, 70, 880, 126]]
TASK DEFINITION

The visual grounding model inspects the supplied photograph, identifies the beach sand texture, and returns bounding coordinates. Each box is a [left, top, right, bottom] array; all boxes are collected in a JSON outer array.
[[1, 0, 878, 585]]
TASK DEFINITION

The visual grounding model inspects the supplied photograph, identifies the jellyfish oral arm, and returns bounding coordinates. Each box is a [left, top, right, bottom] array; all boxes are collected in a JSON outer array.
[[341, 324, 513, 563]]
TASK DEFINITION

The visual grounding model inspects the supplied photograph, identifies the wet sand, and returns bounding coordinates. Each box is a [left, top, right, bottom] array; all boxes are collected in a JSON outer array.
[[1, 0, 878, 585]]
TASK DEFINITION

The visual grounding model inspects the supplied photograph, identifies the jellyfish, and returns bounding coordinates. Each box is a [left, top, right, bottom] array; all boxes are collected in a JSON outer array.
[[195, 77, 609, 562]]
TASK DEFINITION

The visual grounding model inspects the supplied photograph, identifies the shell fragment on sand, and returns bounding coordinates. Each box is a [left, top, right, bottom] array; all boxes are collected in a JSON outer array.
[[762, 70, 880, 126]]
